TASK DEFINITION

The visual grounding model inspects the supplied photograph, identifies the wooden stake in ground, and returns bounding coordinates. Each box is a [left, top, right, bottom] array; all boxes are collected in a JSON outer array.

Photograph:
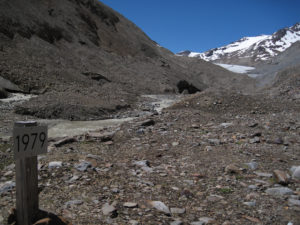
[[13, 121, 48, 225]]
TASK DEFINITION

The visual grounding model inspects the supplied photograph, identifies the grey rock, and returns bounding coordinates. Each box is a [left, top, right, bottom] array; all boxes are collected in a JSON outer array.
[[148, 200, 170, 215], [170, 220, 183, 225], [288, 198, 300, 207], [0, 181, 15, 194], [48, 161, 63, 169], [102, 203, 118, 218], [65, 199, 83, 207], [129, 220, 139, 225], [291, 166, 300, 180], [248, 185, 258, 190], [266, 187, 293, 196], [75, 161, 92, 172], [254, 171, 273, 178], [123, 202, 138, 208], [170, 207, 186, 214], [0, 76, 22, 92], [243, 201, 256, 207], [133, 160, 150, 167], [208, 139, 221, 145], [249, 137, 260, 144], [206, 194, 224, 202], [273, 170, 290, 185], [245, 161, 258, 170]]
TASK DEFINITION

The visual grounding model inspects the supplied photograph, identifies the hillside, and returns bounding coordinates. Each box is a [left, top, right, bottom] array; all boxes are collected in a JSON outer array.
[[0, 0, 255, 120]]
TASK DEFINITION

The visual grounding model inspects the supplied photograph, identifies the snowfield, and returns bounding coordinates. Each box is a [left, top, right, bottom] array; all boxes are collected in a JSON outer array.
[[214, 63, 255, 74]]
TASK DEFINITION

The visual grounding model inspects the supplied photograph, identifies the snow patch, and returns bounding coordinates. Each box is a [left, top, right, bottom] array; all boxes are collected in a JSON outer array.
[[215, 63, 255, 74]]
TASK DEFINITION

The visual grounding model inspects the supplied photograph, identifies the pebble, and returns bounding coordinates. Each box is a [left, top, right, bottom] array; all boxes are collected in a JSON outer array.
[[243, 201, 256, 207], [290, 166, 300, 180], [0, 181, 15, 194], [148, 200, 170, 215], [172, 141, 179, 146], [170, 208, 186, 214], [208, 139, 221, 145], [74, 161, 92, 172], [129, 220, 139, 225], [225, 164, 240, 174], [288, 198, 300, 207], [248, 185, 258, 190], [254, 172, 273, 178], [273, 170, 289, 185], [48, 161, 63, 169], [245, 160, 258, 170], [206, 195, 224, 202], [101, 203, 118, 218], [265, 187, 294, 197], [123, 202, 138, 208], [170, 220, 183, 225], [65, 199, 83, 207], [249, 137, 260, 144]]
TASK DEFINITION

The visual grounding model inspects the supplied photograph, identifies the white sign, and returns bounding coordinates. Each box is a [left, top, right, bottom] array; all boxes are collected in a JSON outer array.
[[13, 125, 48, 159]]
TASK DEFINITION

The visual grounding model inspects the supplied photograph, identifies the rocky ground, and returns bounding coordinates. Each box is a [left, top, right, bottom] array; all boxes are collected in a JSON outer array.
[[0, 90, 300, 225]]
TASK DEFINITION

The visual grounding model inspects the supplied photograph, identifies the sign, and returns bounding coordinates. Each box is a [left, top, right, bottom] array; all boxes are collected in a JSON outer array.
[[13, 125, 48, 159]]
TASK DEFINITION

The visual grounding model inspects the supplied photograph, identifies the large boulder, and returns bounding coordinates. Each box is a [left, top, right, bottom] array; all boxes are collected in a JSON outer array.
[[0, 76, 21, 92]]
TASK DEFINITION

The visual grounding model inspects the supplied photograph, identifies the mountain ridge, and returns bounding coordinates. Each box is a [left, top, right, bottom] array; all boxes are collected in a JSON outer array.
[[177, 23, 300, 66]]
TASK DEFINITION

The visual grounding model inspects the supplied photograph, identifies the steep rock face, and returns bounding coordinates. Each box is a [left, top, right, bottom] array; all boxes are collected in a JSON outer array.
[[178, 23, 300, 66], [0, 0, 255, 119]]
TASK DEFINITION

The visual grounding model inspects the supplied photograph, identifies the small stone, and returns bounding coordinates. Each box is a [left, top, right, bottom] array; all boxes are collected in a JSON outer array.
[[266, 187, 293, 197], [123, 202, 138, 208], [68, 175, 81, 183], [249, 137, 260, 144], [245, 161, 258, 170], [148, 200, 170, 215], [199, 217, 215, 224], [249, 122, 258, 128], [74, 161, 92, 172], [208, 139, 220, 145], [273, 170, 289, 185], [254, 172, 273, 178], [102, 203, 118, 218], [206, 195, 224, 202], [170, 220, 183, 225], [243, 201, 256, 207], [48, 161, 62, 169], [129, 220, 139, 225], [172, 142, 179, 146], [65, 199, 83, 207], [288, 198, 300, 207], [225, 164, 240, 174], [0, 181, 15, 194], [291, 166, 300, 181], [133, 160, 150, 167], [170, 208, 186, 214], [248, 185, 258, 190], [205, 146, 213, 151]]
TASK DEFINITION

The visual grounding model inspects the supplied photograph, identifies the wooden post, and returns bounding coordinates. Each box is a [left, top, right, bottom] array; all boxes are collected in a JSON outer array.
[[15, 121, 39, 225]]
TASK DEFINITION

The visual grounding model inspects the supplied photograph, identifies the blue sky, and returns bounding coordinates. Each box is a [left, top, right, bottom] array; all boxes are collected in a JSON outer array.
[[100, 0, 300, 53]]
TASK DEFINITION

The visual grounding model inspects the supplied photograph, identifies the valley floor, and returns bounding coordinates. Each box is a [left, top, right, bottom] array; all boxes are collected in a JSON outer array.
[[1, 91, 300, 225]]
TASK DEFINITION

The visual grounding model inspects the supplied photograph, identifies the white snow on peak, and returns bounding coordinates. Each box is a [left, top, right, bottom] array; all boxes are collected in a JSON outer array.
[[184, 23, 300, 62], [222, 35, 269, 54]]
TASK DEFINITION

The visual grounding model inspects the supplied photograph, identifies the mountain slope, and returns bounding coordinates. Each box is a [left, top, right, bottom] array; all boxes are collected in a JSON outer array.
[[178, 23, 300, 66], [0, 0, 255, 120]]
